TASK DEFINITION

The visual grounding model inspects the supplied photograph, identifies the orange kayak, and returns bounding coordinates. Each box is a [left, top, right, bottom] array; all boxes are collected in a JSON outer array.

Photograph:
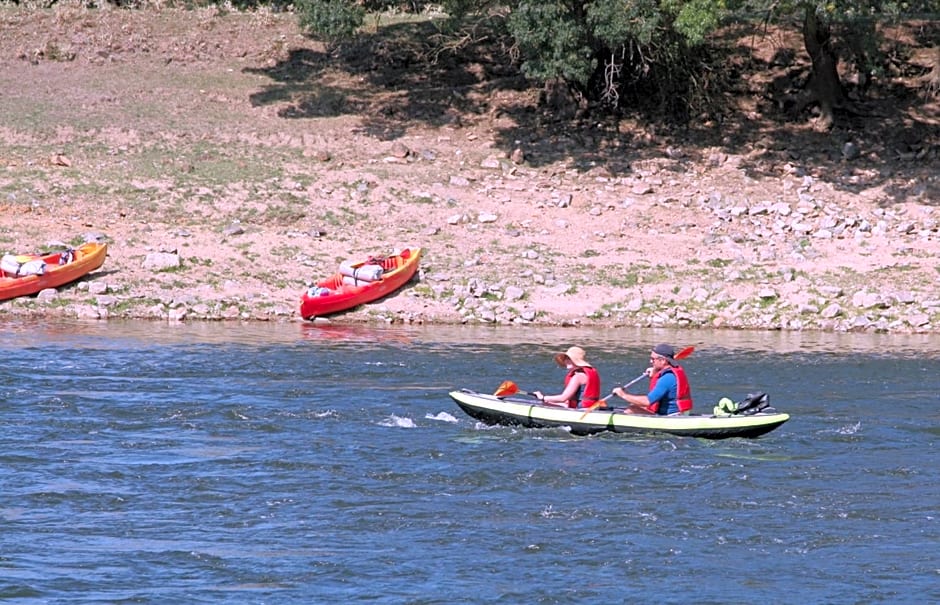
[[300, 247, 422, 319], [0, 242, 108, 301]]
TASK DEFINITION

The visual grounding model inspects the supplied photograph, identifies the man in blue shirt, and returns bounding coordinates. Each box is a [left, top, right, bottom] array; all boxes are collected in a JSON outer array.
[[611, 344, 692, 415]]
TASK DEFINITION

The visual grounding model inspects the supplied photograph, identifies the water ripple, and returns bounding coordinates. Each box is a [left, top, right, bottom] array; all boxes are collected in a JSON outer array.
[[1, 320, 939, 602]]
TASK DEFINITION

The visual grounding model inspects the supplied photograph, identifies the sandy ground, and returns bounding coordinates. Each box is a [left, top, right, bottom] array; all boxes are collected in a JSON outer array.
[[1, 7, 938, 331]]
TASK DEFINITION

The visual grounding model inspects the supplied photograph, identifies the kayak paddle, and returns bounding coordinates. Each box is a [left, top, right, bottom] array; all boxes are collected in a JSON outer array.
[[494, 380, 534, 398]]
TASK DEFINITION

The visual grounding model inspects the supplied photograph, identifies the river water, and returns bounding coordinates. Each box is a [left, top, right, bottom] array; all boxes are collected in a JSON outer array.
[[1, 320, 938, 604]]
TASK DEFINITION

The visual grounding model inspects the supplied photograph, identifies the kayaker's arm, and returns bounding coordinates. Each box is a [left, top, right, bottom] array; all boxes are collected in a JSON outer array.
[[534, 377, 583, 407], [611, 387, 654, 414]]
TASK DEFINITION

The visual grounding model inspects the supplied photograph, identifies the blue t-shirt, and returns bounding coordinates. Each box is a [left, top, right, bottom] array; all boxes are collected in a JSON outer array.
[[647, 371, 678, 415]]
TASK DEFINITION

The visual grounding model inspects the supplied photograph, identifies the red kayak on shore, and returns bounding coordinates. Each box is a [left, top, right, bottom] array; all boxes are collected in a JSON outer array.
[[300, 247, 422, 319], [1, 242, 108, 301]]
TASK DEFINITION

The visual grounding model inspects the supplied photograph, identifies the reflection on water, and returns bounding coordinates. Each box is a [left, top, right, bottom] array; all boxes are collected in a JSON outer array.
[[4, 318, 940, 354], [299, 322, 418, 345]]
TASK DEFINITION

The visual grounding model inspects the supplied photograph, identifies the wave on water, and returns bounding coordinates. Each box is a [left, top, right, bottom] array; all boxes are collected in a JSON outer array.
[[426, 412, 459, 423], [378, 415, 415, 428], [836, 422, 862, 435]]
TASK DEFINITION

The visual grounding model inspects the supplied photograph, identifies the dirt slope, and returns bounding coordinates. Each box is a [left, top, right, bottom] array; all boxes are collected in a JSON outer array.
[[1, 6, 937, 332]]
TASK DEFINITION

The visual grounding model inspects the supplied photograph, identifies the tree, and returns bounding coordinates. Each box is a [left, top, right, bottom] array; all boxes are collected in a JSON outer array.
[[742, 0, 939, 128], [799, 3, 846, 129], [501, 0, 729, 115], [296, 0, 729, 115], [294, 0, 937, 124]]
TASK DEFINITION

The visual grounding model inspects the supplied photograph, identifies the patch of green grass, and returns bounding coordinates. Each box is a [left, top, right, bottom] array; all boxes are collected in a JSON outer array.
[[485, 239, 521, 256], [74, 138, 289, 188], [39, 297, 71, 309], [410, 283, 436, 297], [707, 258, 732, 268], [109, 297, 161, 314], [412, 194, 436, 205], [756, 295, 778, 308], [715, 265, 774, 282], [270, 245, 299, 259], [155, 264, 188, 276], [318, 207, 368, 228], [234, 246, 260, 263], [876, 263, 918, 272], [260, 201, 307, 225], [163, 278, 190, 289]]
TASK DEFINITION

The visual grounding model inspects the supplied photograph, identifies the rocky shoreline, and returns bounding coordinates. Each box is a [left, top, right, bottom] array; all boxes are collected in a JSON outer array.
[[2, 169, 938, 335], [2, 136, 937, 333]]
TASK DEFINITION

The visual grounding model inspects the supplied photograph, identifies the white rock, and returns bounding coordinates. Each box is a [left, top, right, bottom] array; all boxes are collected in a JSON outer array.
[[143, 252, 180, 271], [88, 281, 109, 295], [758, 288, 778, 299]]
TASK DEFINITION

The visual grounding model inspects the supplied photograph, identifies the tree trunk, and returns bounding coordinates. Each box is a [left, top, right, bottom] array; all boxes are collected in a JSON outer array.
[[802, 6, 845, 130], [927, 46, 940, 98]]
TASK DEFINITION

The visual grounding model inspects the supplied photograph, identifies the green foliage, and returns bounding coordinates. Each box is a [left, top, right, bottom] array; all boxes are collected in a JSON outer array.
[[507, 3, 595, 84], [288, 0, 727, 112], [586, 0, 661, 47], [670, 0, 725, 45], [503, 1, 729, 115], [292, 0, 932, 119], [297, 0, 366, 44], [296, 0, 466, 42], [438, 0, 485, 21]]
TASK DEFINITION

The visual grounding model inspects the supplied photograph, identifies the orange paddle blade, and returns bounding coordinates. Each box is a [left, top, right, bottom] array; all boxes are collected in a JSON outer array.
[[494, 380, 520, 397], [675, 345, 695, 360], [577, 400, 606, 421]]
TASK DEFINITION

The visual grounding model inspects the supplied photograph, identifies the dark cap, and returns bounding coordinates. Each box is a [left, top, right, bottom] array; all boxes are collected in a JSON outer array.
[[652, 343, 677, 365]]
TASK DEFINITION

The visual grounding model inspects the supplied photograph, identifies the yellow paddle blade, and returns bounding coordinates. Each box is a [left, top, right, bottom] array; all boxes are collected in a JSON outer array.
[[494, 380, 519, 397]]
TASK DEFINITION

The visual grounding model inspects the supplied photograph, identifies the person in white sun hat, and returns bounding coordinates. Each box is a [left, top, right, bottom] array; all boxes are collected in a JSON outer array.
[[532, 346, 602, 409]]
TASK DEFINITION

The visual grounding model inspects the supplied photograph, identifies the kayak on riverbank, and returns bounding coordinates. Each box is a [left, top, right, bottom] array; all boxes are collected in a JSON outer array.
[[300, 247, 422, 319], [1, 242, 108, 302]]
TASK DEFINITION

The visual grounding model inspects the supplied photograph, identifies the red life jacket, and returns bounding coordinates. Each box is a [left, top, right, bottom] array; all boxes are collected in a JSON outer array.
[[648, 365, 694, 414], [564, 366, 601, 409]]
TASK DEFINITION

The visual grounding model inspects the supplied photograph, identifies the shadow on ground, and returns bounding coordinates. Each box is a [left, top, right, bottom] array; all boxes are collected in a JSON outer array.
[[245, 19, 939, 207]]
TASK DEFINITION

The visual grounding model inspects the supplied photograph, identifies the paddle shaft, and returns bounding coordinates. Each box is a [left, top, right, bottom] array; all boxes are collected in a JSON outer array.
[[596, 373, 646, 406], [576, 373, 646, 419], [603, 345, 693, 403]]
